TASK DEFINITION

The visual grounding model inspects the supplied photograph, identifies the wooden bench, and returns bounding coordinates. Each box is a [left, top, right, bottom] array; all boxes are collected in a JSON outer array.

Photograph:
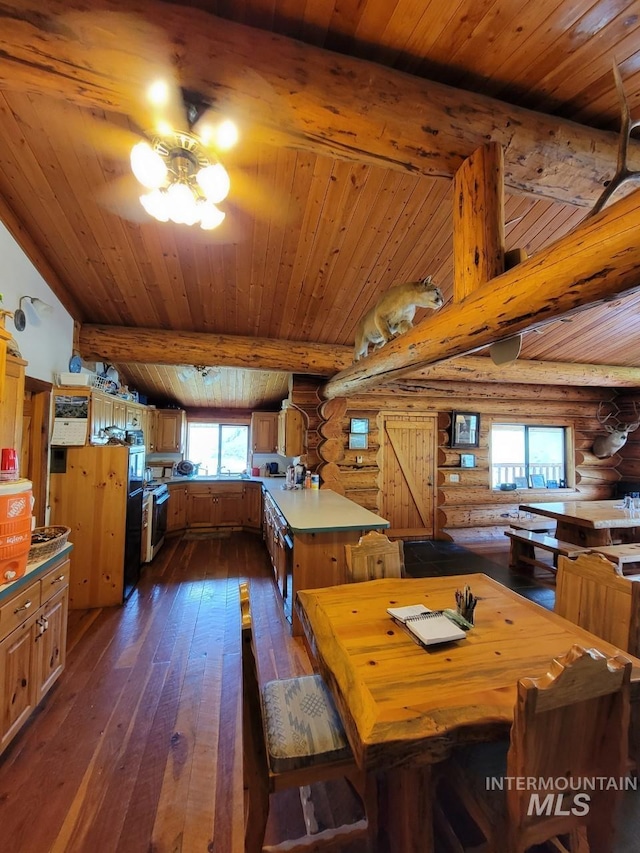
[[586, 544, 640, 574], [509, 519, 554, 534], [505, 529, 587, 576]]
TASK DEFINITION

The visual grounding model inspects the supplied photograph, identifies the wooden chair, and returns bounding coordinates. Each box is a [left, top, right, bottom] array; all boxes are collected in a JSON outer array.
[[240, 582, 374, 852], [555, 551, 640, 772], [438, 645, 631, 853], [555, 551, 640, 656], [344, 530, 404, 582]]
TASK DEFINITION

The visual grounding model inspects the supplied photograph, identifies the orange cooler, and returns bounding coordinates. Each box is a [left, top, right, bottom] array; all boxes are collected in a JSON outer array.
[[0, 479, 33, 583]]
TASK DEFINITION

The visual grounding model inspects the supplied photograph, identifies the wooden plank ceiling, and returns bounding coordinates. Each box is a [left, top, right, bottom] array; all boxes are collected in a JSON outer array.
[[2, 0, 640, 408]]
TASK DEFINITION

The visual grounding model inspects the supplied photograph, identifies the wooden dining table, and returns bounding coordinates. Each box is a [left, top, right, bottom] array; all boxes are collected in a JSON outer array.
[[519, 499, 640, 547], [296, 574, 640, 853]]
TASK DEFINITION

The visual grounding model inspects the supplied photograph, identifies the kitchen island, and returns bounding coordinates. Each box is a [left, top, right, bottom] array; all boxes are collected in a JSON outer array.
[[163, 476, 389, 632]]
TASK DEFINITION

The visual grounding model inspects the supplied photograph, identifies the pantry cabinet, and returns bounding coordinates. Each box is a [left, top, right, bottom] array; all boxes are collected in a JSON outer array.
[[0, 553, 70, 755], [277, 408, 305, 457], [0, 354, 26, 454], [251, 412, 278, 454]]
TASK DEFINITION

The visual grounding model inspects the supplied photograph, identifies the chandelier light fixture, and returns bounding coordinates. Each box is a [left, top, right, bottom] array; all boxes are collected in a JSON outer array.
[[178, 364, 219, 386], [130, 130, 231, 230]]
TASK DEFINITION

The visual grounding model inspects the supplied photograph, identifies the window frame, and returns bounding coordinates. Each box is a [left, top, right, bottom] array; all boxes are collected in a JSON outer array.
[[489, 418, 575, 491], [185, 421, 250, 475]]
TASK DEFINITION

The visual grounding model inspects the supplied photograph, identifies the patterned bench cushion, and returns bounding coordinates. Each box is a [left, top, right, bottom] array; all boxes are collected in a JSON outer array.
[[262, 673, 351, 773]]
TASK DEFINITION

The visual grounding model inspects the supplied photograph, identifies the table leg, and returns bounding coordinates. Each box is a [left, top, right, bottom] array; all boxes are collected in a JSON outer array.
[[375, 765, 434, 853], [555, 522, 611, 547]]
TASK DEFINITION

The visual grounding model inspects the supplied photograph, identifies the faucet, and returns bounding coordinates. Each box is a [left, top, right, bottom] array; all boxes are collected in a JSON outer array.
[[219, 466, 230, 476]]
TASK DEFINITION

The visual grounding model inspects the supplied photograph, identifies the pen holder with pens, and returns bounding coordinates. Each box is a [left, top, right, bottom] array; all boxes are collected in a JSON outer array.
[[455, 585, 477, 626]]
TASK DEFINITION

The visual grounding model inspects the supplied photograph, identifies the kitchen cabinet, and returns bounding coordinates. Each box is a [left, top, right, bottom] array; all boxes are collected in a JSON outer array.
[[243, 482, 262, 530], [277, 408, 305, 457], [167, 484, 188, 532], [155, 409, 186, 453], [0, 554, 70, 756], [186, 483, 244, 528], [262, 492, 290, 603], [125, 403, 143, 430], [0, 326, 9, 404], [251, 412, 278, 454], [0, 354, 26, 454]]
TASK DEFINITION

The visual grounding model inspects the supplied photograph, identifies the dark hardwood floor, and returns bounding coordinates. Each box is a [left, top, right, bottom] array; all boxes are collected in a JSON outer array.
[[1, 534, 633, 852]]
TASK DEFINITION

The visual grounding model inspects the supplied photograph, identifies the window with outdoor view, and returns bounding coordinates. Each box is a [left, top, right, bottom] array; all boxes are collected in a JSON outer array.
[[491, 424, 567, 489], [186, 423, 249, 475]]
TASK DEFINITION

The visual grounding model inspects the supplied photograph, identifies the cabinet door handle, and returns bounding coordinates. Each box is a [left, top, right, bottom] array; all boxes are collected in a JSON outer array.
[[14, 600, 32, 613], [51, 575, 65, 585]]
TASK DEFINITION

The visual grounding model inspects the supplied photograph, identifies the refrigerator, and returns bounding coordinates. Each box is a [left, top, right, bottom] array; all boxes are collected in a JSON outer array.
[[50, 444, 145, 608]]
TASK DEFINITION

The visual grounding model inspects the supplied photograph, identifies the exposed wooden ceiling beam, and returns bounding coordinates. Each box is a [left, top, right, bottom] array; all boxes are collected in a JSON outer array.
[[0, 0, 635, 207], [79, 324, 640, 387], [322, 188, 640, 399]]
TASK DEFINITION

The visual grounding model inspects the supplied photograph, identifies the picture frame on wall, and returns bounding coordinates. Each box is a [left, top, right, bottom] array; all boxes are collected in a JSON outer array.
[[350, 418, 369, 434], [348, 433, 368, 450], [460, 454, 476, 468], [451, 411, 480, 448]]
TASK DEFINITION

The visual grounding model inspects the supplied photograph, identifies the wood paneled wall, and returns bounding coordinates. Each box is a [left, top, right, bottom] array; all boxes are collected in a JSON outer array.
[[291, 376, 621, 544]]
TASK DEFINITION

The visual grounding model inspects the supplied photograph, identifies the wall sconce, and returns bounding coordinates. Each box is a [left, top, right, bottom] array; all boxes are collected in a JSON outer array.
[[13, 296, 54, 332], [177, 364, 219, 386]]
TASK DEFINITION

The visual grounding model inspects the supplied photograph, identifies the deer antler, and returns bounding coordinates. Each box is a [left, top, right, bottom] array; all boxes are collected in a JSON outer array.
[[596, 401, 619, 425], [621, 400, 640, 431], [586, 63, 640, 219]]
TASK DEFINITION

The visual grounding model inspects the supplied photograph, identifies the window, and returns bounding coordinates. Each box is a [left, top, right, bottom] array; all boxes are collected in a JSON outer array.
[[491, 424, 567, 489], [186, 423, 249, 474]]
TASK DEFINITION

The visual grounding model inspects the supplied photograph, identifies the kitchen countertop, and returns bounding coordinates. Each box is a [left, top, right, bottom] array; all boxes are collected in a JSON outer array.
[[0, 543, 73, 602], [163, 475, 390, 534]]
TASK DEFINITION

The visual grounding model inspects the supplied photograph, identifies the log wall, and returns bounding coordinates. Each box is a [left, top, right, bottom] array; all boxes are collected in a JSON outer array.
[[290, 375, 620, 544]]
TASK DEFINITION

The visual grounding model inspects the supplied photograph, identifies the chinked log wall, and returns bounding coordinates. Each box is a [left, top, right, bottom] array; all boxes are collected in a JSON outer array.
[[290, 375, 620, 544], [611, 392, 640, 486]]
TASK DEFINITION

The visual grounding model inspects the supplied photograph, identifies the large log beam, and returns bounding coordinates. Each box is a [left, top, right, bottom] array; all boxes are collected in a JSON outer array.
[[0, 0, 636, 207], [322, 188, 640, 399], [79, 324, 640, 387]]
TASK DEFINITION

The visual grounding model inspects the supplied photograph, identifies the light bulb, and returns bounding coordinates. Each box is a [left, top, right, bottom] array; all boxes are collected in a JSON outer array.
[[140, 189, 169, 222], [215, 120, 238, 150], [167, 182, 199, 225], [199, 203, 226, 231], [197, 163, 230, 204], [30, 298, 54, 318], [147, 80, 169, 106], [131, 142, 167, 189]]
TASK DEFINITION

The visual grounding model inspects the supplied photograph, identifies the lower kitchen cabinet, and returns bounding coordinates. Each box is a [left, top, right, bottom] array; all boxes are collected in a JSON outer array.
[[243, 482, 262, 530], [186, 483, 244, 528], [0, 554, 70, 755], [167, 485, 188, 532]]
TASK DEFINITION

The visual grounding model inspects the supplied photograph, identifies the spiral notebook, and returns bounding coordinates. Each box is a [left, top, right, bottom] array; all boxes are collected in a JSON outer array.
[[387, 605, 467, 646]]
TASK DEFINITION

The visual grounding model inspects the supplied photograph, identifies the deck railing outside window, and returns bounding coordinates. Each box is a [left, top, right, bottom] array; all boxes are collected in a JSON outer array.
[[492, 463, 564, 488]]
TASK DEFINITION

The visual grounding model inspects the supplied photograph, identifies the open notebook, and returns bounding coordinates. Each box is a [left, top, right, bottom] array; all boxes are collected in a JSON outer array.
[[387, 605, 467, 647]]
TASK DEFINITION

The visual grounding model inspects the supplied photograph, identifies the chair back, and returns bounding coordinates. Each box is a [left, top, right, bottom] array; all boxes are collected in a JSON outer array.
[[556, 551, 640, 655], [506, 644, 631, 851], [345, 531, 405, 582]]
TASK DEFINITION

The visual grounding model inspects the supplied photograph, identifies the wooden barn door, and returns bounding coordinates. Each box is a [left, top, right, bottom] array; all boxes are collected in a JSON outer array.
[[381, 415, 437, 539]]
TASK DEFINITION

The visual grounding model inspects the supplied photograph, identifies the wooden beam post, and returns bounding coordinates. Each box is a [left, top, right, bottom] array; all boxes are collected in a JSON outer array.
[[322, 188, 640, 399], [453, 143, 505, 302]]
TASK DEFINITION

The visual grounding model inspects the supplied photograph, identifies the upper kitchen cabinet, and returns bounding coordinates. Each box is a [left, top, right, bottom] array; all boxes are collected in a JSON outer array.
[[277, 408, 305, 457], [251, 412, 278, 454], [155, 409, 186, 453]]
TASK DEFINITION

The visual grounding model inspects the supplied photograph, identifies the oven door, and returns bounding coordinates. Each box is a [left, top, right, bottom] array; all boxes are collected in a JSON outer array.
[[151, 490, 170, 554]]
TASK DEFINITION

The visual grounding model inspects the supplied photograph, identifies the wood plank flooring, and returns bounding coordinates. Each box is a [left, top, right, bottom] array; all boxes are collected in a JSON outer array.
[[0, 533, 313, 853]]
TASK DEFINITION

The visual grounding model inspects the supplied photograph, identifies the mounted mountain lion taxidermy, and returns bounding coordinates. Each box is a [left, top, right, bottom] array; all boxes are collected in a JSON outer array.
[[353, 277, 444, 362]]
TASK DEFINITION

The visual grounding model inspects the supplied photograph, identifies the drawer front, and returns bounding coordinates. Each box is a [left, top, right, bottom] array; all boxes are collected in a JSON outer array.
[[40, 559, 70, 605], [0, 581, 41, 638]]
